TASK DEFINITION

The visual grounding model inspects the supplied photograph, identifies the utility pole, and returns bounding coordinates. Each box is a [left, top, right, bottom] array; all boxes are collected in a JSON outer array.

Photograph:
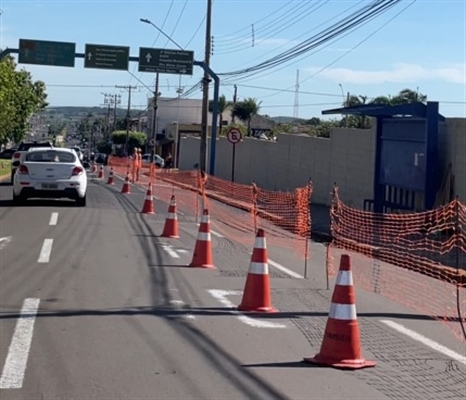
[[116, 85, 137, 156], [200, 0, 213, 173], [150, 73, 160, 170], [232, 84, 238, 124]]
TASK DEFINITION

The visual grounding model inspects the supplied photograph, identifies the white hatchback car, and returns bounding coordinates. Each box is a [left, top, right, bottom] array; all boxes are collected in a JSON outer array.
[[13, 147, 88, 206]]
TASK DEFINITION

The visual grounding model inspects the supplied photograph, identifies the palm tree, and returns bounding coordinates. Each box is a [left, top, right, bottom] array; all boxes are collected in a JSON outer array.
[[391, 88, 427, 105], [209, 94, 232, 135], [232, 97, 261, 136]]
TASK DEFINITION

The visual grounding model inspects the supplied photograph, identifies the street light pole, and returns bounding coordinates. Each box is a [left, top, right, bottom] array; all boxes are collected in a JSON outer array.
[[200, 0, 213, 173], [174, 77, 184, 169], [140, 17, 185, 172], [151, 73, 160, 172]]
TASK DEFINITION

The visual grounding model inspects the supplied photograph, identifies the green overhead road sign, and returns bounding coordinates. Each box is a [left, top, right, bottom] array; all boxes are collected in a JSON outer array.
[[18, 39, 76, 67], [138, 48, 194, 75], [84, 44, 129, 71]]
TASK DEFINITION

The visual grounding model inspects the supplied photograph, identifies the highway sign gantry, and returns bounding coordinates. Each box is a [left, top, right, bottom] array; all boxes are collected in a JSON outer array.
[[18, 39, 76, 67], [84, 44, 130, 71], [138, 48, 194, 75]]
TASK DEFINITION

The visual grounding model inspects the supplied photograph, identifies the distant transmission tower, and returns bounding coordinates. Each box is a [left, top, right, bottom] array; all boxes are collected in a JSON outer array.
[[293, 69, 300, 118]]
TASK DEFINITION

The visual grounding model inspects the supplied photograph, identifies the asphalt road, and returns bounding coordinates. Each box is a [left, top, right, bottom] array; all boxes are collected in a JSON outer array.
[[0, 171, 465, 400]]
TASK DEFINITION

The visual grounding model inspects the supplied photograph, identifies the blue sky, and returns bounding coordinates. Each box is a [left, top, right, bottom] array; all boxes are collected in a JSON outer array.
[[1, 0, 465, 118]]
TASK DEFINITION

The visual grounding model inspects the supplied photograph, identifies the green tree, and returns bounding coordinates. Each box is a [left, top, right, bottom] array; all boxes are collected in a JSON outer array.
[[209, 94, 232, 136], [0, 55, 48, 145], [111, 130, 146, 151], [232, 97, 261, 136]]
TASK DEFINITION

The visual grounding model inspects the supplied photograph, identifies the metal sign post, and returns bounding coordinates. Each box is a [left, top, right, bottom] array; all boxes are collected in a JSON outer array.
[[226, 127, 242, 182]]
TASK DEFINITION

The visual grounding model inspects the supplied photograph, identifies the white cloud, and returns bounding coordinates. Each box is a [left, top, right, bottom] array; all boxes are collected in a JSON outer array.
[[306, 63, 466, 85]]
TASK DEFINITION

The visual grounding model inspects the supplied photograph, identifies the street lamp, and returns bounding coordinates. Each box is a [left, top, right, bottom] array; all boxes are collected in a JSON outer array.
[[139, 18, 185, 51], [140, 17, 185, 170]]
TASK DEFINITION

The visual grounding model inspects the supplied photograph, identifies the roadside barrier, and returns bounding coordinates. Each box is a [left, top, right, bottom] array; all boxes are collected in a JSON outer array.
[[238, 229, 276, 313], [108, 156, 312, 263], [189, 209, 215, 269], [141, 183, 155, 214], [327, 186, 466, 343], [121, 172, 131, 194], [161, 195, 180, 238], [106, 168, 115, 185], [305, 254, 376, 369]]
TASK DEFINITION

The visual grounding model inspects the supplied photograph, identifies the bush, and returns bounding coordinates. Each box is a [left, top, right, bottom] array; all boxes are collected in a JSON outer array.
[[111, 131, 146, 150]]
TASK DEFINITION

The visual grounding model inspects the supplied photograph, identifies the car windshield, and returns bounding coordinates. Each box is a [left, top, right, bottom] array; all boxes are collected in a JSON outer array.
[[25, 150, 76, 163]]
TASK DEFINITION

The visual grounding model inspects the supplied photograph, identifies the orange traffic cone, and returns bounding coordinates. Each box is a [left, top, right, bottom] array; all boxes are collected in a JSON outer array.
[[303, 254, 376, 369], [189, 209, 214, 269], [106, 167, 115, 185], [161, 195, 179, 238], [121, 173, 131, 194], [92, 162, 97, 173], [98, 165, 104, 179], [237, 229, 276, 313], [141, 183, 155, 214]]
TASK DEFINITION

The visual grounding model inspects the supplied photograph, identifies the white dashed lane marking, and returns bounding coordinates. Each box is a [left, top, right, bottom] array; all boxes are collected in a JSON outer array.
[[0, 298, 40, 389], [37, 239, 53, 263], [49, 212, 58, 226]]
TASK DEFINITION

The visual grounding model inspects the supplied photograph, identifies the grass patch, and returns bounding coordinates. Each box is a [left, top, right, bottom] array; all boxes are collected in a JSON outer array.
[[0, 160, 11, 177]]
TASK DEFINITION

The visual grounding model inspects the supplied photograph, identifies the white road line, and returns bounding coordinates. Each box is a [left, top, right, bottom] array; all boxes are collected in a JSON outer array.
[[208, 289, 286, 329], [196, 224, 223, 238], [268, 259, 304, 279], [161, 244, 180, 259], [37, 239, 53, 263], [380, 320, 466, 366], [0, 298, 40, 389], [0, 236, 12, 250], [49, 212, 59, 226], [210, 229, 224, 238]]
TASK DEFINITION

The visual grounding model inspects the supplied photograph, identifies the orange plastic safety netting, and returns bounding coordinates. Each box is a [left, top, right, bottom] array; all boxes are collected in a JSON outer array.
[[327, 186, 466, 343], [107, 156, 312, 259]]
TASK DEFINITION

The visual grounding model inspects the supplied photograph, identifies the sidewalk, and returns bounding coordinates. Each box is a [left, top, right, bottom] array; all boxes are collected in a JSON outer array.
[[311, 204, 331, 239]]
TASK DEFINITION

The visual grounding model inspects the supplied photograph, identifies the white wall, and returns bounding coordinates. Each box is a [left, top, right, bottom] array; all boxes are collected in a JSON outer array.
[[178, 119, 465, 207], [147, 97, 232, 136]]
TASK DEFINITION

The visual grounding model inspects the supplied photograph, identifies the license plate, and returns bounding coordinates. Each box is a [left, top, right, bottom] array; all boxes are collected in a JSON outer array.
[[42, 183, 58, 189]]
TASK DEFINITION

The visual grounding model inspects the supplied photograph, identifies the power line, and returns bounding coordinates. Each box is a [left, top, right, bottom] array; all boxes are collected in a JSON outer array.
[[217, 1, 403, 79], [213, 0, 330, 55]]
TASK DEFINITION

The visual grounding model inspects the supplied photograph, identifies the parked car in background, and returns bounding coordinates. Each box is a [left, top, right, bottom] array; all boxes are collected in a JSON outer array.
[[141, 153, 165, 168], [70, 146, 84, 162], [12, 147, 87, 206], [0, 148, 18, 159], [11, 141, 53, 183]]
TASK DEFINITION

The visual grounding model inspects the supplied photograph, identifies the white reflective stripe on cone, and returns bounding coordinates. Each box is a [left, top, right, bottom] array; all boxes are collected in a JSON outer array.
[[335, 270, 353, 286], [329, 303, 357, 320], [254, 237, 266, 249], [249, 262, 269, 275], [198, 232, 211, 241], [168, 213, 177, 219], [201, 216, 210, 224]]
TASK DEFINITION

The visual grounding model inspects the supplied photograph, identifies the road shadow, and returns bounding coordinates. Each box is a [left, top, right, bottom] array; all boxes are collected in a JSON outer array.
[[0, 181, 11, 187], [242, 361, 320, 369], [0, 199, 77, 208], [0, 306, 459, 323]]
